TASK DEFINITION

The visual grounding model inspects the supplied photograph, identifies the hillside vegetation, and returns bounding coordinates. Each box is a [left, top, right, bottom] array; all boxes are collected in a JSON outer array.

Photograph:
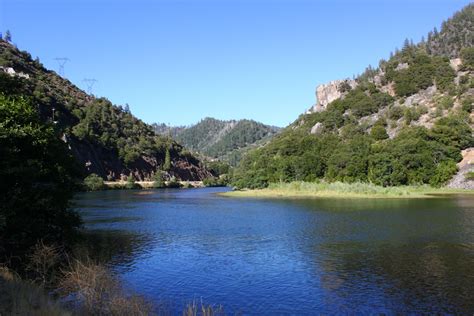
[[0, 40, 212, 181], [154, 117, 280, 165], [232, 4, 474, 190]]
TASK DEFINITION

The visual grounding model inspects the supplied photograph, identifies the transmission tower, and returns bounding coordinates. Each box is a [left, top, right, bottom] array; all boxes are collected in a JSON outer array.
[[83, 78, 98, 94], [54, 57, 69, 76]]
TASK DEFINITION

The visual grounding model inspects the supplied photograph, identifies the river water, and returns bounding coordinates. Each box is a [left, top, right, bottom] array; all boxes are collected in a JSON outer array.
[[74, 187, 474, 314]]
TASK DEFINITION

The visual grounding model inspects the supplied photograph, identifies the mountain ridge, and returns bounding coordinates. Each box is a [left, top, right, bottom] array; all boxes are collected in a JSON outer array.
[[0, 40, 213, 181], [154, 117, 281, 165]]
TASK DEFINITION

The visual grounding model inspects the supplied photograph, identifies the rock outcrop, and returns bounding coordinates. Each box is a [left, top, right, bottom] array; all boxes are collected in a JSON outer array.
[[448, 148, 474, 189], [307, 79, 358, 113]]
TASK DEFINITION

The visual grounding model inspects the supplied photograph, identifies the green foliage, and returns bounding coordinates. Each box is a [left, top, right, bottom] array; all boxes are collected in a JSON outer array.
[[163, 148, 171, 171], [384, 50, 455, 97], [203, 176, 229, 187], [326, 135, 372, 183], [168, 117, 280, 165], [205, 160, 231, 176], [83, 174, 105, 191], [466, 171, 474, 181], [388, 105, 404, 120], [152, 171, 165, 188], [460, 47, 474, 70], [461, 97, 473, 113], [370, 124, 389, 140], [0, 95, 81, 252], [430, 160, 458, 187], [430, 113, 474, 152], [404, 105, 428, 125], [436, 96, 454, 110], [71, 98, 167, 166], [166, 176, 182, 188], [124, 176, 138, 189], [424, 4, 474, 58]]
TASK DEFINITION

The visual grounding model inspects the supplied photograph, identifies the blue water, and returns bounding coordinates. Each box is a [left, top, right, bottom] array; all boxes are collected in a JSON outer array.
[[74, 187, 474, 314]]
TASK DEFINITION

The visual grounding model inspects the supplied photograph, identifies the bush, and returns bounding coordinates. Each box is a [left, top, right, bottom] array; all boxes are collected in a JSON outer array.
[[466, 171, 474, 181], [430, 160, 458, 187], [167, 176, 182, 188], [388, 105, 404, 120], [460, 47, 474, 71], [461, 97, 473, 113], [125, 176, 138, 189], [203, 176, 229, 187], [436, 96, 454, 110], [152, 171, 165, 188], [60, 260, 153, 315], [370, 125, 389, 140], [83, 174, 105, 191]]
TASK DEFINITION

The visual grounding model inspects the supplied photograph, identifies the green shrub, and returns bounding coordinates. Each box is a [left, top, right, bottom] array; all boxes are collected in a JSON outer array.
[[461, 97, 473, 113], [388, 106, 404, 120], [152, 171, 165, 188], [430, 160, 458, 187], [460, 47, 474, 71], [83, 174, 105, 191], [370, 125, 389, 140], [203, 176, 229, 187], [167, 176, 181, 188], [437, 96, 454, 110], [125, 176, 138, 189], [466, 171, 474, 181]]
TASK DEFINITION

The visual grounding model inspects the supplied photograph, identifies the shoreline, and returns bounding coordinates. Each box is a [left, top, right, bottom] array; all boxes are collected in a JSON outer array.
[[219, 182, 474, 199], [104, 180, 205, 189]]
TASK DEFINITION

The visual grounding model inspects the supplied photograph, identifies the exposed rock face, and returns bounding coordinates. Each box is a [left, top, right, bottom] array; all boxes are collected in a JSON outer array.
[[403, 85, 437, 107], [67, 136, 213, 181], [395, 63, 409, 71], [307, 79, 358, 113], [450, 58, 462, 71], [447, 148, 474, 189], [310, 122, 323, 135], [0, 66, 29, 79]]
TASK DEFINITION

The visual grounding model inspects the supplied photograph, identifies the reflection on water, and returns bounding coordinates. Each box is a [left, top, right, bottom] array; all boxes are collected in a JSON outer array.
[[73, 189, 474, 314]]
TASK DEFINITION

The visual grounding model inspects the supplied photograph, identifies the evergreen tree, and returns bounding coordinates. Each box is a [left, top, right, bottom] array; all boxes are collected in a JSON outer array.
[[164, 148, 171, 171]]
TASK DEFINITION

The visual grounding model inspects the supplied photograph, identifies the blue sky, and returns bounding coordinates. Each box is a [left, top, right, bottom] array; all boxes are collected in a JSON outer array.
[[0, 0, 471, 127]]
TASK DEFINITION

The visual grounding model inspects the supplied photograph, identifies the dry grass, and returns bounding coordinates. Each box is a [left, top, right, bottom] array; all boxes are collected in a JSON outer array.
[[0, 265, 70, 316], [60, 259, 153, 315], [182, 300, 225, 316], [26, 241, 62, 286]]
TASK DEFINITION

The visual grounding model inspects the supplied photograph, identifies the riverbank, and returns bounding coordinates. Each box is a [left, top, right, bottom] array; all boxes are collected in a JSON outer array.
[[104, 180, 205, 189], [221, 181, 474, 199]]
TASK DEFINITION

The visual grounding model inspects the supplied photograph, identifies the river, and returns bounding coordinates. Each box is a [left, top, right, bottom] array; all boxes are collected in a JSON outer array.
[[73, 187, 474, 314]]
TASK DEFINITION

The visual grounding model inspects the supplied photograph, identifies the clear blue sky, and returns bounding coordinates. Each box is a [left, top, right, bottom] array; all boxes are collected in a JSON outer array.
[[0, 0, 471, 127]]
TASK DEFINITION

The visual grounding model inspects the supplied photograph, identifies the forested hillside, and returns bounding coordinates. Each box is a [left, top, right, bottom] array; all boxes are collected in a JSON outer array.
[[233, 4, 474, 189], [0, 40, 212, 181], [154, 117, 280, 165]]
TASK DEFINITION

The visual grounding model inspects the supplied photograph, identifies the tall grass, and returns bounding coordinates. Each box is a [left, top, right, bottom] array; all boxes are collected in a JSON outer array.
[[60, 259, 153, 315], [0, 265, 69, 316], [268, 181, 429, 196], [222, 181, 473, 199], [182, 300, 225, 316]]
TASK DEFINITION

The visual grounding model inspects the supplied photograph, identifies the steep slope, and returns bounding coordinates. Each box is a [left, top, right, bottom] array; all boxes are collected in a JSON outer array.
[[0, 40, 212, 181], [233, 4, 474, 189], [154, 117, 280, 165], [423, 3, 474, 58]]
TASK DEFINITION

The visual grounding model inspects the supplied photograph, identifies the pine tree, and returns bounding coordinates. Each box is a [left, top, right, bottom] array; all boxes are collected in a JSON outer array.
[[164, 148, 171, 171]]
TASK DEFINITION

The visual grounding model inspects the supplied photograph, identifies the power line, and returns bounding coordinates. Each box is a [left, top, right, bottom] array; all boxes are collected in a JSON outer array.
[[83, 78, 98, 94], [54, 57, 69, 76]]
